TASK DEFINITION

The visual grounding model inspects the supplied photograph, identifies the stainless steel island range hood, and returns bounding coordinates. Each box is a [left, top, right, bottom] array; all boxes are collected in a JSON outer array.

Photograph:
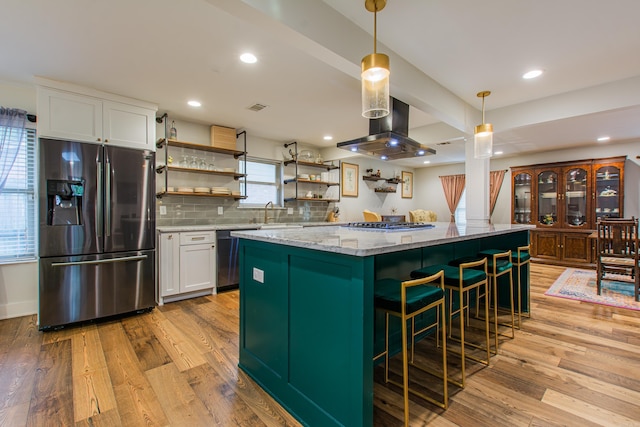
[[337, 97, 436, 160]]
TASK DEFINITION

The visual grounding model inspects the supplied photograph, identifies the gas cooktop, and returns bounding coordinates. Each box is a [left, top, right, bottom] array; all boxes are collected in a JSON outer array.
[[343, 222, 435, 231]]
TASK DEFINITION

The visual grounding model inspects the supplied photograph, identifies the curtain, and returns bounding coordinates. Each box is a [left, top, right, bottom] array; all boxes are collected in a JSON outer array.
[[439, 174, 465, 222], [489, 169, 507, 216], [0, 107, 27, 192]]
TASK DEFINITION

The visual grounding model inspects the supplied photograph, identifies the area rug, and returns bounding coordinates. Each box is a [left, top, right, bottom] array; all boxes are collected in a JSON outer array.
[[545, 268, 640, 311]]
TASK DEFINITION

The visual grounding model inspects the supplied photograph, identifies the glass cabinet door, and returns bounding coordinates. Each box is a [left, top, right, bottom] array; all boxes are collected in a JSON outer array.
[[595, 165, 621, 220], [564, 167, 588, 226], [537, 170, 558, 225], [513, 172, 532, 224]]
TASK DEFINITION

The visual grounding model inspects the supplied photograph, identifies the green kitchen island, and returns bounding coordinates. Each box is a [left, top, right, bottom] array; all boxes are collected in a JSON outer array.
[[232, 222, 532, 427]]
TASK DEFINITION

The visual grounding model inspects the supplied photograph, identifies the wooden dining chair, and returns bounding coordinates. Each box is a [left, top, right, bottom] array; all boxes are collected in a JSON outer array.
[[596, 217, 639, 302]]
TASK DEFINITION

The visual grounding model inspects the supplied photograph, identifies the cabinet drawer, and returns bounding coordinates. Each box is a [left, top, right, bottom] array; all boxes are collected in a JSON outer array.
[[180, 231, 215, 245]]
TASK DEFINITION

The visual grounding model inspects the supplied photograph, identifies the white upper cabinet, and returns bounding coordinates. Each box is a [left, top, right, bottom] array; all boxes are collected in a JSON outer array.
[[38, 88, 103, 143], [102, 100, 155, 150], [37, 81, 157, 151]]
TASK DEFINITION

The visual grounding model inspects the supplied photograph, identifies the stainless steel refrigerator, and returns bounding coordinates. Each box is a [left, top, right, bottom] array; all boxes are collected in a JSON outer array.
[[38, 138, 156, 330]]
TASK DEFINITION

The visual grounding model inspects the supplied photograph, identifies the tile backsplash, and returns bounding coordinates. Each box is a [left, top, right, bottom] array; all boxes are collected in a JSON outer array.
[[156, 196, 335, 226]]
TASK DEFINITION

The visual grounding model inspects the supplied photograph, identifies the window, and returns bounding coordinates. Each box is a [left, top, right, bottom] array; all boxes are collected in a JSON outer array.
[[239, 158, 282, 206], [0, 127, 36, 263], [455, 189, 466, 223]]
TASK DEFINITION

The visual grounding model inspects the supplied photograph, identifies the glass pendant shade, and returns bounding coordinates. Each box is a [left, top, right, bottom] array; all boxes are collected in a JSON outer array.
[[361, 53, 390, 118], [474, 123, 493, 158]]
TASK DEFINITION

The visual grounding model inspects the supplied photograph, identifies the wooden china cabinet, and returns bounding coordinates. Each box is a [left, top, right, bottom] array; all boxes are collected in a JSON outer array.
[[511, 156, 625, 267]]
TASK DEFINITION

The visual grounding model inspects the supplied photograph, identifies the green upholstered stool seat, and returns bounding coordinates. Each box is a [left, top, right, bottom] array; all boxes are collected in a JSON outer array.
[[411, 264, 487, 287], [375, 278, 444, 314], [450, 254, 512, 273], [512, 251, 531, 263], [447, 256, 483, 266], [479, 248, 531, 263], [477, 249, 517, 270]]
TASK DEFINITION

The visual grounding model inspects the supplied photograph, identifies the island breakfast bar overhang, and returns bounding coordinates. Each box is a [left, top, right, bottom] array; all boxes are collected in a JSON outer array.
[[232, 222, 533, 427]]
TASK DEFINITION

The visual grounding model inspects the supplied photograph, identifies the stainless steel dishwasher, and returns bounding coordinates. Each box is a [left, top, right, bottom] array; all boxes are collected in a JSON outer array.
[[216, 229, 257, 291]]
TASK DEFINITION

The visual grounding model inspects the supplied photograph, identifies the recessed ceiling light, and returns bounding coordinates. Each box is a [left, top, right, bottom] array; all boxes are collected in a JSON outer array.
[[240, 53, 257, 64], [597, 136, 610, 142], [187, 100, 201, 107], [523, 69, 543, 79], [380, 155, 388, 160], [323, 135, 333, 141], [494, 151, 503, 155], [423, 160, 430, 164]]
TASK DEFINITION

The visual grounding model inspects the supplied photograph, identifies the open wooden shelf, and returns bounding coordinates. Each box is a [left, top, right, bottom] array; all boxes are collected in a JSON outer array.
[[156, 165, 245, 180], [156, 138, 245, 158]]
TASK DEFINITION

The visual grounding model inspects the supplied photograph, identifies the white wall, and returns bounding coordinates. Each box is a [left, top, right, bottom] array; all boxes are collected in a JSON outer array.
[[0, 262, 38, 319], [0, 80, 38, 319], [322, 156, 417, 222]]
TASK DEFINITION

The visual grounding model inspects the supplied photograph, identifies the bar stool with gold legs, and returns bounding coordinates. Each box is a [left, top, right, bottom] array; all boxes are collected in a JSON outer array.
[[373, 270, 448, 426], [511, 245, 531, 325], [475, 249, 515, 353], [410, 258, 490, 388]]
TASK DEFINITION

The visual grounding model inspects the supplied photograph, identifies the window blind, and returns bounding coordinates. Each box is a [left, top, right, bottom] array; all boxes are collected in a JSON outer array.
[[239, 158, 282, 206], [0, 128, 36, 262]]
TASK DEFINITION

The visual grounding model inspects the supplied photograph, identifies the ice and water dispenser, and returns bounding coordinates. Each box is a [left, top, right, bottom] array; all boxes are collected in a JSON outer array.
[[46, 180, 84, 225]]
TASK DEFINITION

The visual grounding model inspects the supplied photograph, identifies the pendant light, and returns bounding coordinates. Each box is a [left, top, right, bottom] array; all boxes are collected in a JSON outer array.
[[474, 90, 493, 159], [361, 0, 390, 118]]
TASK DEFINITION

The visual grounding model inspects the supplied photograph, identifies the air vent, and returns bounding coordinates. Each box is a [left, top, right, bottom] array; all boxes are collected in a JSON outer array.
[[248, 103, 268, 112]]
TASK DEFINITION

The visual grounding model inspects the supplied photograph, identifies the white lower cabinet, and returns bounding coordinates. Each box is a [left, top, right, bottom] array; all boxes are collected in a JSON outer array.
[[158, 231, 216, 305]]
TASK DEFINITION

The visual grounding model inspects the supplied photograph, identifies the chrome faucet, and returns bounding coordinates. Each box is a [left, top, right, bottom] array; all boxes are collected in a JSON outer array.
[[264, 201, 274, 223]]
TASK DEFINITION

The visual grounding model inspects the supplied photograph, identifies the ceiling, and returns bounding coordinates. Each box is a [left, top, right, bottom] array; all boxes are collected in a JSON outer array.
[[2, 0, 640, 168]]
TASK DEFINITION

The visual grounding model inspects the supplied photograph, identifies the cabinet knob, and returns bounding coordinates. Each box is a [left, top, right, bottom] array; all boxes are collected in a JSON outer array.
[[168, 234, 173, 239], [97, 138, 102, 142], [104, 138, 109, 142]]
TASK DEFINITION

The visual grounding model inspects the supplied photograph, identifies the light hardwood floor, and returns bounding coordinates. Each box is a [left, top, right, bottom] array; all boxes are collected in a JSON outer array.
[[1, 264, 639, 426]]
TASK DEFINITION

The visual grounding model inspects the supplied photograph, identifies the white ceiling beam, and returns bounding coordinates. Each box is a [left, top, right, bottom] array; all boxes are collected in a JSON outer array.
[[206, 0, 479, 133], [491, 74, 640, 130]]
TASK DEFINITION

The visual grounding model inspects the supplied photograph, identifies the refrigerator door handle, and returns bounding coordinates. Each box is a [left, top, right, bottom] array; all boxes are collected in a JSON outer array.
[[51, 254, 148, 267], [97, 160, 103, 237], [105, 160, 111, 236]]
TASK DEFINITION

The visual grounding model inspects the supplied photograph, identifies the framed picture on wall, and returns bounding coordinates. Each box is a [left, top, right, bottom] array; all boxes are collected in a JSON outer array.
[[341, 162, 359, 197], [401, 171, 413, 199]]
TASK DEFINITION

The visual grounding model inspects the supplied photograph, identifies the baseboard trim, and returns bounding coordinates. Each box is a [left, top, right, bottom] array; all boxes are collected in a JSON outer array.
[[0, 300, 37, 320]]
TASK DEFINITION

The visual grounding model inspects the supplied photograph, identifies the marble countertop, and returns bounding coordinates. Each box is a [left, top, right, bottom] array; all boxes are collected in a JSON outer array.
[[156, 222, 344, 233], [231, 222, 534, 256]]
